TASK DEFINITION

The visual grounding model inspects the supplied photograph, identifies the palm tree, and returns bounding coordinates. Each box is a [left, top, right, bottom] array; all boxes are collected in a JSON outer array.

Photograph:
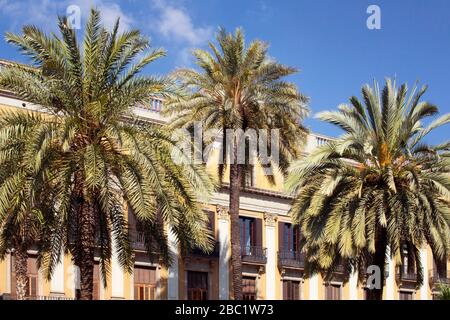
[[164, 28, 309, 299], [0, 111, 57, 300], [286, 79, 450, 300], [436, 284, 450, 300], [0, 9, 214, 299]]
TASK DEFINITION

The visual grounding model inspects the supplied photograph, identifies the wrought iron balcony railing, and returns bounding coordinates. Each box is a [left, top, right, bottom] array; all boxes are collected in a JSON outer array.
[[241, 246, 267, 265], [396, 267, 418, 282], [277, 250, 305, 269], [130, 231, 146, 251], [186, 241, 220, 258], [429, 269, 450, 286], [136, 98, 163, 113]]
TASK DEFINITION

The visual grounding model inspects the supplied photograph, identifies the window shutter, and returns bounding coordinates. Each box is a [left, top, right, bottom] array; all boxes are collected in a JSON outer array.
[[254, 218, 262, 247], [27, 256, 38, 274], [294, 281, 300, 300], [208, 211, 215, 239], [282, 280, 288, 299], [11, 256, 16, 299], [128, 208, 137, 232], [294, 225, 300, 252], [93, 263, 100, 300], [278, 222, 284, 251]]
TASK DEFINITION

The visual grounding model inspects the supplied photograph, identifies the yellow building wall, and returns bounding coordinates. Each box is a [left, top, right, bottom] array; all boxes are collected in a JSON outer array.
[[0, 258, 7, 294]]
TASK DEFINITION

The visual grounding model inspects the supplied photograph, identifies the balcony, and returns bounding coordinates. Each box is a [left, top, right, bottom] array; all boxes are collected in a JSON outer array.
[[32, 295, 75, 300], [241, 246, 267, 265], [1, 294, 74, 300], [278, 250, 305, 270], [130, 231, 146, 251], [136, 97, 163, 113], [186, 241, 220, 258], [429, 270, 450, 287], [333, 264, 345, 274], [396, 268, 418, 283]]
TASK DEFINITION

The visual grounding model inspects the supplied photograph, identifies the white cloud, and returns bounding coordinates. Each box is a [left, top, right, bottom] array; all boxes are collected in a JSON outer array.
[[0, 0, 133, 32], [73, 0, 134, 32], [151, 0, 212, 46]]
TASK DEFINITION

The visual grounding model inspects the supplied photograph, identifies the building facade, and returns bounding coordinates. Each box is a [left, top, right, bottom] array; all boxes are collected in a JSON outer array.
[[0, 59, 449, 300]]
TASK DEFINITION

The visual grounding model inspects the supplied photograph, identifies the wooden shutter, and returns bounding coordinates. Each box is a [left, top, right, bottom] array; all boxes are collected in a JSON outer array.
[[242, 276, 256, 300], [27, 256, 38, 298], [187, 271, 208, 300], [93, 263, 100, 300], [278, 222, 284, 251], [294, 225, 300, 252], [134, 266, 156, 300], [293, 281, 300, 300], [128, 208, 136, 229], [10, 256, 16, 299], [254, 218, 262, 247], [207, 211, 215, 239], [134, 266, 156, 285], [400, 291, 413, 300]]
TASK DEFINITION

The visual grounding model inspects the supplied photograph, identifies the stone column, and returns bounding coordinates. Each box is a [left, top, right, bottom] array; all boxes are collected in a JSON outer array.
[[167, 226, 179, 300], [111, 242, 124, 299], [349, 269, 358, 300], [309, 274, 319, 300], [385, 246, 395, 300], [419, 247, 429, 300], [50, 252, 65, 295], [264, 212, 277, 300], [217, 205, 230, 300]]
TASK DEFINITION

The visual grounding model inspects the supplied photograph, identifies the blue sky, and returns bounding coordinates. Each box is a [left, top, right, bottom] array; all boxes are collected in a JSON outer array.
[[0, 0, 448, 143]]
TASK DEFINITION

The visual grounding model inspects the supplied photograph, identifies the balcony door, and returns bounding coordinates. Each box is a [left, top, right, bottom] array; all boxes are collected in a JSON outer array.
[[399, 291, 414, 300], [325, 283, 342, 300], [433, 258, 448, 278], [92, 262, 101, 300], [242, 276, 257, 300], [282, 280, 301, 300], [278, 222, 301, 261], [134, 265, 157, 300], [11, 254, 38, 299], [240, 217, 255, 255], [187, 271, 208, 300]]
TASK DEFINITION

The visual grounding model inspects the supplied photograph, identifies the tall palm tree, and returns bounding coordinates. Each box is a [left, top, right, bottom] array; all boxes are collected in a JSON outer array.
[[164, 28, 309, 299], [0, 111, 57, 300], [286, 79, 450, 300], [0, 9, 214, 300]]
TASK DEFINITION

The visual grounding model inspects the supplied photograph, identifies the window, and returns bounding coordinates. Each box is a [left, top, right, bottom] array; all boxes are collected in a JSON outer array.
[[399, 291, 414, 300], [11, 254, 38, 299], [240, 217, 255, 254], [244, 166, 255, 187], [134, 266, 157, 300], [92, 262, 101, 300], [432, 258, 448, 278], [283, 280, 301, 300], [187, 271, 208, 300], [325, 283, 341, 300], [242, 276, 257, 300], [283, 223, 300, 253]]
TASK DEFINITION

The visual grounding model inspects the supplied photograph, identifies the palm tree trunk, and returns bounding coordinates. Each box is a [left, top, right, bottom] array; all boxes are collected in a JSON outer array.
[[14, 246, 28, 300], [72, 170, 96, 300], [366, 228, 387, 300], [78, 202, 96, 300], [229, 160, 243, 300]]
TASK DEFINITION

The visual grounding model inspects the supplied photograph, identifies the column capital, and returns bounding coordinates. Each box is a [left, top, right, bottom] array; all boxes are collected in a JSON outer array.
[[264, 212, 277, 227], [216, 205, 230, 221]]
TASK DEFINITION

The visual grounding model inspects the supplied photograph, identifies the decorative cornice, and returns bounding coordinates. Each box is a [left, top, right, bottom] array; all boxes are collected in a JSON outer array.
[[216, 205, 230, 220], [264, 212, 277, 227]]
